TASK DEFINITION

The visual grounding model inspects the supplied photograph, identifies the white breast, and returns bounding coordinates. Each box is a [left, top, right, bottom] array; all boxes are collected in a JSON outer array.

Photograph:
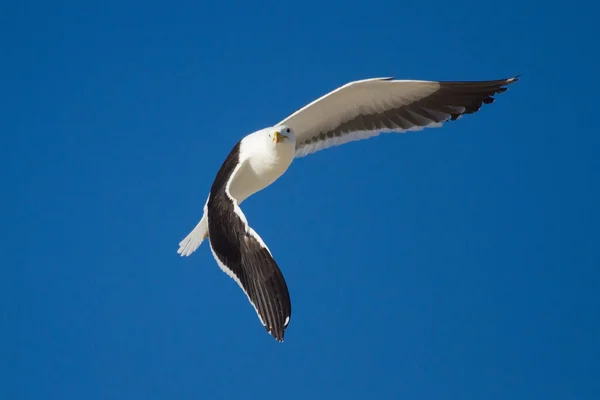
[[229, 132, 296, 204]]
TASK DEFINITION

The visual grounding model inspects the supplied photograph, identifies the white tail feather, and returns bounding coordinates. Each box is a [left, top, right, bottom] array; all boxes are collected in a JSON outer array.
[[177, 215, 208, 257]]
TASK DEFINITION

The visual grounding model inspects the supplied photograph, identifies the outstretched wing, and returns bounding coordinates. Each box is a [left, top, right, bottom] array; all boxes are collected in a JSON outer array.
[[277, 76, 519, 157], [206, 156, 291, 342]]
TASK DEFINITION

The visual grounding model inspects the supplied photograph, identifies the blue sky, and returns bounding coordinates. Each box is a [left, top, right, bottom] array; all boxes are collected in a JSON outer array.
[[3, 0, 599, 399]]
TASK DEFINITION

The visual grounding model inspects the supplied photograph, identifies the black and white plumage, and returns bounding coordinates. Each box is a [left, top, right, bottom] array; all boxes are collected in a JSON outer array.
[[177, 76, 519, 342]]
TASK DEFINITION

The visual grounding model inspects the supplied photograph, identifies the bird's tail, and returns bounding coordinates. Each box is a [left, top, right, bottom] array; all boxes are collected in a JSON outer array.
[[177, 215, 209, 256]]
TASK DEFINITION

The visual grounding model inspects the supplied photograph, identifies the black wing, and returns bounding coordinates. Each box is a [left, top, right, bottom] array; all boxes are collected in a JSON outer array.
[[206, 147, 292, 342]]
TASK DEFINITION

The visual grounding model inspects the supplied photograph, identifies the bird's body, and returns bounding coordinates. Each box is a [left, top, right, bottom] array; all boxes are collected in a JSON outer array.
[[177, 128, 296, 262], [177, 75, 519, 342], [228, 128, 297, 205]]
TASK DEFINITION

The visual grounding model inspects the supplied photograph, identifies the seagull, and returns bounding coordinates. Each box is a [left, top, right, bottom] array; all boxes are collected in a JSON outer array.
[[177, 76, 519, 342]]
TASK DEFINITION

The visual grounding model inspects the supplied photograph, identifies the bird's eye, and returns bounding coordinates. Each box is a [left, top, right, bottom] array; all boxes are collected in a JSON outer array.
[[286, 128, 290, 133]]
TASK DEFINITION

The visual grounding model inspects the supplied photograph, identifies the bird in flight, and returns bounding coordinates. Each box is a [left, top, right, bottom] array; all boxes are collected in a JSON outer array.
[[177, 76, 519, 342]]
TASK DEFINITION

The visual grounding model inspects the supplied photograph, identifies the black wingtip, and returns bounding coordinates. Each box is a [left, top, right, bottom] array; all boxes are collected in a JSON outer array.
[[267, 327, 286, 343]]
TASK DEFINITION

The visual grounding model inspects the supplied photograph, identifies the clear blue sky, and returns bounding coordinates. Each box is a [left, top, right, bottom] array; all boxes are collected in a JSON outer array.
[[3, 0, 599, 399]]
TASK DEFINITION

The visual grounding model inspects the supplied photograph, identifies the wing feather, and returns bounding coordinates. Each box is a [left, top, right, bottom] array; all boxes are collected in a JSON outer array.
[[206, 157, 291, 342]]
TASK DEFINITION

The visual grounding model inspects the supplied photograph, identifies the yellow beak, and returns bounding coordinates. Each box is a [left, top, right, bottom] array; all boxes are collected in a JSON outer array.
[[273, 131, 287, 143]]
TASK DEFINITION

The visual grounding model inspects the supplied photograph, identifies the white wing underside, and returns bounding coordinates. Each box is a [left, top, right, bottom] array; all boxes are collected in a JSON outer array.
[[277, 77, 518, 157]]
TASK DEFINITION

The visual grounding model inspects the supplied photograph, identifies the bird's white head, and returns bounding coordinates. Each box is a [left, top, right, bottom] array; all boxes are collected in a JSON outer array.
[[267, 125, 296, 145]]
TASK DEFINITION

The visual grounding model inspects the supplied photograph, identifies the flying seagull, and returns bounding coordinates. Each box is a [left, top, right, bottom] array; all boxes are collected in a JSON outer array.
[[177, 76, 519, 342]]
